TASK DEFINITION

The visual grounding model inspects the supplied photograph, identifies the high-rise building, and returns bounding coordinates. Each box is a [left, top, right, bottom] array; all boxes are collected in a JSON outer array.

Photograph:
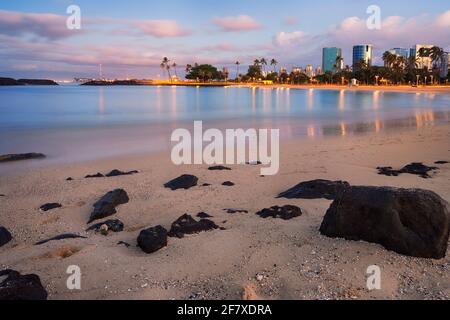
[[305, 65, 314, 77], [352, 45, 373, 68], [440, 53, 449, 78], [389, 48, 409, 59], [411, 44, 434, 70], [315, 66, 323, 76], [322, 47, 343, 74]]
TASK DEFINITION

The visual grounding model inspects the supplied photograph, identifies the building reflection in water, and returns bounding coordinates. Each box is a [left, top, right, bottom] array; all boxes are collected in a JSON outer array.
[[313, 109, 448, 138], [373, 90, 379, 110], [339, 89, 345, 111], [307, 88, 314, 111]]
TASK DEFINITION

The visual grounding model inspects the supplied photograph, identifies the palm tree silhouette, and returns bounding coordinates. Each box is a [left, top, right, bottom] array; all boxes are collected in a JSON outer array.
[[334, 55, 344, 72], [161, 57, 171, 80], [270, 59, 278, 73], [260, 58, 267, 74], [235, 61, 240, 80], [172, 62, 178, 79]]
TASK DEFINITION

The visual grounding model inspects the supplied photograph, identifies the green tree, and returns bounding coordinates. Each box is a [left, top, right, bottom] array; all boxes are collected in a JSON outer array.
[[185, 64, 220, 82]]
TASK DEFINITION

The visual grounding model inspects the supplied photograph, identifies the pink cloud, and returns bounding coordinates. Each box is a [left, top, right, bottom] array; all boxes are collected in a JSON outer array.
[[0, 10, 78, 40], [131, 20, 192, 38], [213, 15, 262, 32]]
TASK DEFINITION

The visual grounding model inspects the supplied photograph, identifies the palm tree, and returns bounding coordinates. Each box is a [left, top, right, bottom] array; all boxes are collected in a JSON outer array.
[[270, 59, 278, 73], [334, 55, 344, 73], [166, 65, 172, 80], [382, 51, 396, 68], [235, 61, 240, 80], [260, 58, 267, 74], [185, 64, 193, 74], [429, 46, 446, 69], [172, 62, 178, 79], [161, 57, 171, 80]]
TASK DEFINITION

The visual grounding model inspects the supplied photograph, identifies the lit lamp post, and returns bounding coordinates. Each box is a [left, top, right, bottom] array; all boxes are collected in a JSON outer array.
[[424, 76, 427, 86], [341, 76, 344, 86], [430, 75, 434, 86], [416, 75, 420, 87], [375, 75, 379, 86]]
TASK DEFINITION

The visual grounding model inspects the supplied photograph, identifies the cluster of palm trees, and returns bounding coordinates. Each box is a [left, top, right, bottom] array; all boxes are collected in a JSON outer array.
[[252, 58, 279, 74], [160, 57, 179, 81]]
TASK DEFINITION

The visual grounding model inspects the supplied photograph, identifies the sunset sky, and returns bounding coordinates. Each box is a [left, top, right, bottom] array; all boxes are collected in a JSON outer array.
[[0, 0, 449, 80]]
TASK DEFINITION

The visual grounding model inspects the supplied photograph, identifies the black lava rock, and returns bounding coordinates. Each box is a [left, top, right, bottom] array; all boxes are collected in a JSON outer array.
[[224, 209, 248, 214], [320, 186, 450, 259], [0, 227, 12, 247], [222, 181, 235, 186], [256, 205, 302, 220], [85, 172, 105, 178], [86, 219, 124, 233], [197, 212, 213, 219], [377, 162, 438, 178], [278, 179, 350, 200], [88, 189, 129, 223], [164, 175, 198, 190], [35, 233, 87, 246], [105, 169, 139, 177], [137, 226, 168, 254], [0, 270, 48, 300], [39, 203, 62, 212], [208, 166, 231, 171], [168, 214, 219, 238]]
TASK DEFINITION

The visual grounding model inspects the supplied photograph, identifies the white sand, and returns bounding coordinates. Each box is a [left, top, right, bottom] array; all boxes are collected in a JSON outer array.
[[0, 124, 449, 300]]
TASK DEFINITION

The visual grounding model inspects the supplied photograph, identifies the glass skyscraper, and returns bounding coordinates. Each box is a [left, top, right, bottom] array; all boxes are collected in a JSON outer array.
[[389, 48, 409, 59], [352, 45, 373, 68], [322, 47, 342, 74]]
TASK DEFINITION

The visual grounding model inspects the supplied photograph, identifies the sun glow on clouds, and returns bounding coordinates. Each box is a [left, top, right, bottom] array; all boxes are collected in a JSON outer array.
[[1, 7, 450, 78]]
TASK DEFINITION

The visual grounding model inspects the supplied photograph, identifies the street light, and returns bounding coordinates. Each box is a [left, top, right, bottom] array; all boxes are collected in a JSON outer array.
[[375, 75, 379, 86], [416, 75, 420, 87], [424, 76, 427, 86]]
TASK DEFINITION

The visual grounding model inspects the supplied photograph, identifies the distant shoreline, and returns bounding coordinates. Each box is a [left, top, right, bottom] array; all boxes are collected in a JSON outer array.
[[0, 77, 58, 86], [80, 79, 450, 94]]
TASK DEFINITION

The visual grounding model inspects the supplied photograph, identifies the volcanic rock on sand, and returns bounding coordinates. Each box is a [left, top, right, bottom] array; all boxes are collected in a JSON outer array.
[[88, 189, 129, 223], [256, 205, 302, 220], [164, 175, 198, 190], [278, 179, 350, 200], [168, 214, 218, 238], [0, 270, 48, 300], [320, 186, 450, 259], [137, 226, 168, 254]]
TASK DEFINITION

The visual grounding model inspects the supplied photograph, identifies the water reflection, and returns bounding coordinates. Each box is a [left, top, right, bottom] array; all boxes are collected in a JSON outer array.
[[339, 89, 345, 111], [98, 88, 104, 114]]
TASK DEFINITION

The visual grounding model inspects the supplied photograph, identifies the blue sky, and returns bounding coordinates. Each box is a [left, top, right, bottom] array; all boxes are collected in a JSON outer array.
[[0, 0, 449, 80]]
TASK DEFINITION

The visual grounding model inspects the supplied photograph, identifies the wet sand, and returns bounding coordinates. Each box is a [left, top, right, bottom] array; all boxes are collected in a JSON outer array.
[[1, 122, 449, 300]]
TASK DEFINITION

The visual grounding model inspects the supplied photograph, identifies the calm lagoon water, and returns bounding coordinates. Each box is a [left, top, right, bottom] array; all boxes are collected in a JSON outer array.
[[1, 85, 450, 165]]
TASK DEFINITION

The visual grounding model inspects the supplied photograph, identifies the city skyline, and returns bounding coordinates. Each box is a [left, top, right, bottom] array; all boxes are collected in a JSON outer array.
[[0, 0, 449, 80]]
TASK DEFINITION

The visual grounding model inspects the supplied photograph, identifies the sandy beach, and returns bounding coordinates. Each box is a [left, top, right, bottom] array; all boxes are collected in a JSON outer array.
[[1, 122, 449, 300]]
